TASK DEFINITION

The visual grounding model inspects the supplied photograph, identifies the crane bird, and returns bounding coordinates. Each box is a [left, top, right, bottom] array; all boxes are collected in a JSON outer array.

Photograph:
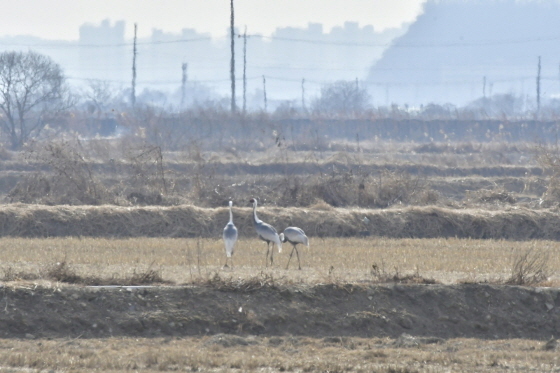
[[222, 200, 238, 268], [249, 198, 282, 266], [279, 227, 309, 270]]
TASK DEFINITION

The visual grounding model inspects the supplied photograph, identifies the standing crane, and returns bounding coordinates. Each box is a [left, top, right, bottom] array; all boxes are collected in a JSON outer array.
[[279, 227, 309, 270], [249, 198, 282, 266], [223, 200, 238, 268]]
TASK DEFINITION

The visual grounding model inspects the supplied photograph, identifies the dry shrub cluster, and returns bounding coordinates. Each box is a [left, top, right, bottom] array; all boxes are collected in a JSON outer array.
[[505, 247, 551, 285], [5, 134, 444, 209], [535, 141, 560, 206], [120, 143, 169, 204], [3, 134, 542, 210], [10, 140, 108, 205], [370, 262, 437, 284], [465, 187, 517, 205], [8, 139, 177, 206], [199, 271, 279, 292], [1, 266, 39, 282], [4, 260, 170, 286], [282, 169, 436, 208]]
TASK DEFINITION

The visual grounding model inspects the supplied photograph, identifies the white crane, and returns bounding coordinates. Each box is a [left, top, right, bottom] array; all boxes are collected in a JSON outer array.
[[249, 198, 282, 266], [222, 200, 238, 268], [279, 227, 309, 270]]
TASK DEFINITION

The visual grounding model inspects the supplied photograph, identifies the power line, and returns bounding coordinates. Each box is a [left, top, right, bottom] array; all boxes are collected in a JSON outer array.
[[67, 74, 560, 87], [0, 36, 218, 49], [4, 32, 560, 50], [244, 33, 560, 48]]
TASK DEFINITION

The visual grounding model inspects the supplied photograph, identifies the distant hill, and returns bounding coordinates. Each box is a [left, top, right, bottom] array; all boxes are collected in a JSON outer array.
[[366, 0, 560, 107]]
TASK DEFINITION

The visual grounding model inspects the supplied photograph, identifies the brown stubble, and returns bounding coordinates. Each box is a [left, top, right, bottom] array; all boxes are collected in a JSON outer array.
[[0, 237, 559, 286], [0, 336, 556, 372]]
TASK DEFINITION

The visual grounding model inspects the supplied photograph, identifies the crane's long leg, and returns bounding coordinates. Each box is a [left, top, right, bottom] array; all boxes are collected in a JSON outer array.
[[265, 242, 270, 267], [270, 242, 274, 266], [224, 255, 233, 269], [286, 245, 296, 269], [294, 245, 301, 270]]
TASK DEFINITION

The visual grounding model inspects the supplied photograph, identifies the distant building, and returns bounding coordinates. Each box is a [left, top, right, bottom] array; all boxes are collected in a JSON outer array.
[[0, 19, 404, 109], [79, 19, 128, 85]]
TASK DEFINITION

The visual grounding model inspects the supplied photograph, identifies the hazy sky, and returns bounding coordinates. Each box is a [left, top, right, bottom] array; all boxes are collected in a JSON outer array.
[[1, 0, 426, 40]]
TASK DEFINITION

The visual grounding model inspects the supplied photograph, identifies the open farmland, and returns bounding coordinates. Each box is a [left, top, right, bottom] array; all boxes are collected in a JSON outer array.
[[0, 118, 560, 371], [0, 237, 559, 371], [1, 237, 559, 285]]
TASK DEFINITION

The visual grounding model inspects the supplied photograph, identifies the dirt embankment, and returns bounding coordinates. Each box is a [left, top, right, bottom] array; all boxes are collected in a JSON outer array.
[[1, 283, 558, 340], [0, 204, 559, 240]]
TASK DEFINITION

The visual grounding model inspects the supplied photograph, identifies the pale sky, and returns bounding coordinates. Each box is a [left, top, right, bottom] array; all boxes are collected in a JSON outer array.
[[0, 0, 426, 40]]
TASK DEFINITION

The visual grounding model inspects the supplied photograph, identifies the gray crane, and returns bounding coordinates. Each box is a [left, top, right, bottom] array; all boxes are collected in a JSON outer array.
[[222, 200, 238, 268], [249, 198, 282, 266], [279, 227, 309, 270]]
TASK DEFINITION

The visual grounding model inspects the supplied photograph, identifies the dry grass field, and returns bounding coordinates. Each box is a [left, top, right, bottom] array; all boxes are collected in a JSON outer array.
[[0, 124, 560, 371], [0, 336, 558, 372], [0, 237, 559, 372], [0, 237, 558, 285]]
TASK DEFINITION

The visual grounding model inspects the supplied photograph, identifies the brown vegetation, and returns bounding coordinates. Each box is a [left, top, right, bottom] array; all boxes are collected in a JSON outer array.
[[0, 203, 559, 240], [0, 133, 550, 211], [0, 336, 557, 372], [1, 237, 558, 286], [0, 114, 558, 373]]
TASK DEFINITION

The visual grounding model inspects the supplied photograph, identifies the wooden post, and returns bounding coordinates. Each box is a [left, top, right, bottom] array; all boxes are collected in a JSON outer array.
[[131, 23, 137, 106], [181, 62, 188, 107], [243, 26, 247, 114], [263, 75, 267, 112], [230, 0, 236, 112]]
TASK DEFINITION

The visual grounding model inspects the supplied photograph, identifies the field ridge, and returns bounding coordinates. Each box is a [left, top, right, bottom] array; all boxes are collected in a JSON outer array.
[[0, 283, 557, 340], [0, 204, 559, 240]]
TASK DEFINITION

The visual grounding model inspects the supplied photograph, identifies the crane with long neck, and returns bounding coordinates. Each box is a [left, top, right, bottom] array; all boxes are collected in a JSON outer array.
[[249, 198, 282, 266], [223, 200, 238, 268], [280, 226, 309, 270]]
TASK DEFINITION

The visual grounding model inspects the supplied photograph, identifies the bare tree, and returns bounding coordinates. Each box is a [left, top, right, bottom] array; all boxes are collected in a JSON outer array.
[[311, 80, 371, 118], [0, 51, 73, 149], [84, 80, 116, 114]]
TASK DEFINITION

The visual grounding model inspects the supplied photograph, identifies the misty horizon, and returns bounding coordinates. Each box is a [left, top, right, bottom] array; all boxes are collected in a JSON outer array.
[[1, 0, 560, 112]]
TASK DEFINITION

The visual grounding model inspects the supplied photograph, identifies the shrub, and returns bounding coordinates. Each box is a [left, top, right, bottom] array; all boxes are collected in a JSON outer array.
[[506, 247, 550, 285], [10, 140, 109, 205]]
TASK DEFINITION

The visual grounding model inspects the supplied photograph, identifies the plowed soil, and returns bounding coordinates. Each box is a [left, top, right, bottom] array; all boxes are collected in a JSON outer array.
[[1, 282, 558, 341]]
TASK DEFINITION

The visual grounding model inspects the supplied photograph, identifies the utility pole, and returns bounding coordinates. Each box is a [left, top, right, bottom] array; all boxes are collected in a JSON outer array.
[[230, 0, 236, 113], [181, 62, 188, 108], [301, 78, 305, 111], [537, 56, 541, 112], [243, 26, 247, 114], [131, 23, 137, 107], [262, 75, 267, 112]]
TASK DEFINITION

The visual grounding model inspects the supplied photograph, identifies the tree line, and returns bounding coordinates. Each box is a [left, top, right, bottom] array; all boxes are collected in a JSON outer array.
[[1, 50, 559, 151]]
